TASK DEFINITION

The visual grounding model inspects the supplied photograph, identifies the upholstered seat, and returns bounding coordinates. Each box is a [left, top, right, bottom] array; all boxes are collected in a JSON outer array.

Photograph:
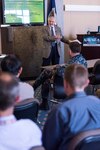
[[50, 66, 67, 105], [92, 60, 100, 84], [14, 98, 39, 123], [68, 128, 100, 150], [90, 60, 100, 93]]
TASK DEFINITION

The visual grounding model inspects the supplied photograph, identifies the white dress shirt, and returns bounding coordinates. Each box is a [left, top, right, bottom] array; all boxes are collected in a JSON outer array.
[[19, 81, 34, 101], [0, 115, 42, 150]]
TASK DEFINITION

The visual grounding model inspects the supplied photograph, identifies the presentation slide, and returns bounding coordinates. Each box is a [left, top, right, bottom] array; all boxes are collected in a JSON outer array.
[[4, 0, 44, 24]]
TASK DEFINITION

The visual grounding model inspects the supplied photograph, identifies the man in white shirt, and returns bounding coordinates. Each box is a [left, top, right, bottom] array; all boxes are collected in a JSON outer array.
[[1, 54, 34, 101], [0, 72, 42, 150]]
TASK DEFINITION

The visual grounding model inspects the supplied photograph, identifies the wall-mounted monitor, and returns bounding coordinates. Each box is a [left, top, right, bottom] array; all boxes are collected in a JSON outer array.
[[83, 35, 100, 47], [2, 0, 45, 26]]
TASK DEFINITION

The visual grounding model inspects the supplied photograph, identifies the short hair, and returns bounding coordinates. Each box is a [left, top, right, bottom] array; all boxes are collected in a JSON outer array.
[[48, 16, 55, 21], [1, 55, 22, 75], [64, 64, 88, 89], [69, 41, 81, 53], [0, 72, 19, 111]]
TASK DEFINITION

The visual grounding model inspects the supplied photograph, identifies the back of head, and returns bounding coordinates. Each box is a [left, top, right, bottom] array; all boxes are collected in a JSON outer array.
[[1, 55, 22, 75], [0, 72, 19, 111], [69, 41, 81, 53], [64, 64, 88, 89]]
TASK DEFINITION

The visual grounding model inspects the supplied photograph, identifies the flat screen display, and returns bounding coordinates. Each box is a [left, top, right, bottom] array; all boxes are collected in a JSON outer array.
[[2, 0, 45, 25], [83, 35, 100, 47]]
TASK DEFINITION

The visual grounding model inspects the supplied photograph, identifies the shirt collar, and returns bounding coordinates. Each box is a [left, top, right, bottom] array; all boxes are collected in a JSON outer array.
[[49, 25, 54, 29], [71, 54, 81, 59], [0, 115, 16, 125], [67, 91, 87, 100]]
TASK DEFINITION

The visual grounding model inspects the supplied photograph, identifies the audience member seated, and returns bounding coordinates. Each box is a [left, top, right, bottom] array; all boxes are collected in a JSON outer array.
[[33, 41, 87, 110], [42, 64, 100, 150], [1, 55, 34, 101], [68, 41, 87, 68], [0, 72, 42, 150]]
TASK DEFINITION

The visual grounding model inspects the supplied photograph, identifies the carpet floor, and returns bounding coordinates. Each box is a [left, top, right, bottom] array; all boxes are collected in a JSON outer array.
[[34, 86, 50, 130], [37, 110, 50, 130]]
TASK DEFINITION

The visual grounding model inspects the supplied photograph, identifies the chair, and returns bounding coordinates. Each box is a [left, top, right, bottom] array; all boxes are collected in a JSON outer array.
[[68, 128, 100, 150], [14, 98, 39, 123], [84, 84, 94, 95], [30, 146, 45, 150], [50, 66, 67, 105], [90, 60, 100, 93]]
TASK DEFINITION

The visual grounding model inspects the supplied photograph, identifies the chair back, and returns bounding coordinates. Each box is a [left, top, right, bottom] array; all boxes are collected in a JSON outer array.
[[68, 128, 100, 150], [53, 66, 67, 100], [92, 60, 100, 84], [93, 60, 100, 75], [14, 98, 39, 123]]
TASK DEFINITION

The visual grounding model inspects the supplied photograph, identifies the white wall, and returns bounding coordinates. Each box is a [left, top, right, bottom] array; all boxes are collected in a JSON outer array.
[[63, 0, 100, 62], [55, 0, 64, 63], [63, 0, 100, 37]]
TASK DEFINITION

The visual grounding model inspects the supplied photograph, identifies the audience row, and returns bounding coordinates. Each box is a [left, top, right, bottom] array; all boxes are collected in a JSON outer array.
[[0, 41, 100, 149]]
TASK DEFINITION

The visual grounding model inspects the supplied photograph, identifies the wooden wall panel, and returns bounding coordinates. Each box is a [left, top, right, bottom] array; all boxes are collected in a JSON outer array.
[[0, 26, 45, 78]]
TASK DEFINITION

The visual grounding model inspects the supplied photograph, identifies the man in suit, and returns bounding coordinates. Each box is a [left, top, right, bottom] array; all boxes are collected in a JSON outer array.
[[42, 16, 69, 66], [38, 16, 68, 110]]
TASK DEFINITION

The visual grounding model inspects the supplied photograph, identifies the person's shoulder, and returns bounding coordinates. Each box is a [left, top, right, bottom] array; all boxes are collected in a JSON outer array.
[[19, 81, 34, 100], [55, 25, 61, 30], [17, 119, 40, 130], [51, 100, 75, 119], [55, 99, 73, 113], [15, 119, 42, 144], [88, 95, 100, 101], [43, 25, 49, 31], [19, 81, 33, 90], [54, 95, 100, 114]]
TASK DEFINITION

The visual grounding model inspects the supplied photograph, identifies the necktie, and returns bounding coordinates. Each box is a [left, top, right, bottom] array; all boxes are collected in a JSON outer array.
[[51, 27, 54, 36]]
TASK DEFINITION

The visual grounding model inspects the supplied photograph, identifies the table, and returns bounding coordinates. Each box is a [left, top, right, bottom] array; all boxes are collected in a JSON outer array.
[[41, 59, 100, 70]]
